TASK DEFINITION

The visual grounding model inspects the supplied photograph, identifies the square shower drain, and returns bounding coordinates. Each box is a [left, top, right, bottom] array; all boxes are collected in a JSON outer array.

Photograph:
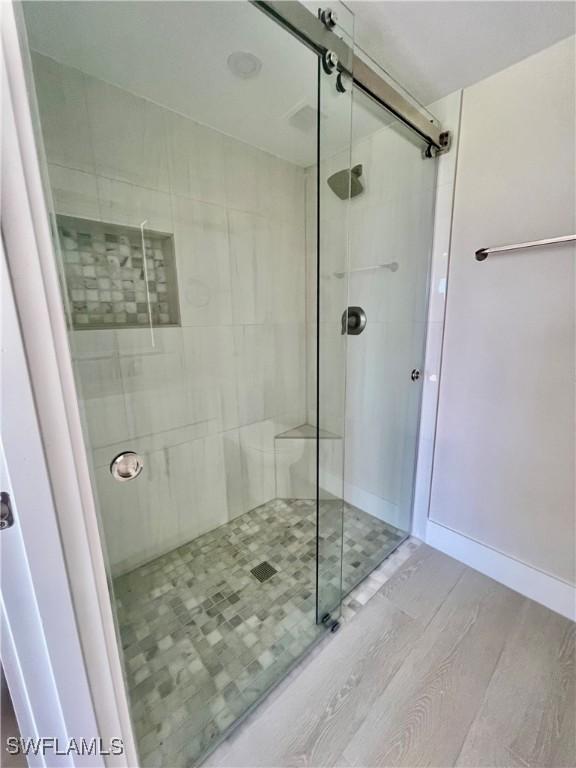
[[250, 561, 278, 583]]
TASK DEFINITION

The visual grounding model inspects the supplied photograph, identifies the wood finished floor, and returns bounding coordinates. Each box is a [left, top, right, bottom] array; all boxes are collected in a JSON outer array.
[[206, 545, 575, 768]]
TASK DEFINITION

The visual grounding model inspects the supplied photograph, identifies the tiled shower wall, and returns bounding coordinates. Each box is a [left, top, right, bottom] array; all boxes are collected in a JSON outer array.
[[32, 52, 307, 574]]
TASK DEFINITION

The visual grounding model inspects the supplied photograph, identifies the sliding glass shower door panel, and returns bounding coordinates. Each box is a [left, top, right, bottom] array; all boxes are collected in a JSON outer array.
[[315, 51, 354, 623], [22, 1, 353, 764], [341, 87, 438, 591]]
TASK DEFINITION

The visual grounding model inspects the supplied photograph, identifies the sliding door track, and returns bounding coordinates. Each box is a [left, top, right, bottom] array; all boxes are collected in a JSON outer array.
[[251, 0, 450, 154]]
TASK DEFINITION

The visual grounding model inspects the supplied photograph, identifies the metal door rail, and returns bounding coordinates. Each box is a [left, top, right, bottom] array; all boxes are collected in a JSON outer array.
[[252, 0, 448, 153]]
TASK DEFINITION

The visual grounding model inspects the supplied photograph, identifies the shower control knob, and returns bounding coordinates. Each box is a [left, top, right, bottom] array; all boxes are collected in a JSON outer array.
[[411, 369, 421, 382], [322, 50, 339, 75], [342, 307, 367, 335], [319, 8, 338, 28]]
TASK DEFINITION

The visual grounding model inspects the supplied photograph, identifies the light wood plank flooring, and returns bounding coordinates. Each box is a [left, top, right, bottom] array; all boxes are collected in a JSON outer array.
[[206, 545, 575, 768]]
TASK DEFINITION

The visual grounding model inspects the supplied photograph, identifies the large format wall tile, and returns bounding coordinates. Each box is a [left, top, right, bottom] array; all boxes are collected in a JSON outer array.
[[181, 326, 239, 434], [238, 420, 277, 512], [234, 324, 275, 425], [165, 110, 227, 208], [228, 209, 272, 325], [80, 393, 129, 449], [74, 354, 123, 400], [115, 329, 196, 441], [31, 53, 94, 174], [263, 157, 305, 228], [234, 324, 306, 428], [268, 221, 306, 324], [71, 328, 118, 359], [123, 385, 192, 441], [225, 139, 266, 216], [270, 323, 306, 422], [47, 164, 101, 221], [228, 207, 305, 324], [221, 429, 245, 521], [84, 75, 171, 192], [115, 326, 176, 357], [96, 177, 173, 232], [118, 328, 185, 397], [169, 434, 229, 543], [172, 196, 233, 327]]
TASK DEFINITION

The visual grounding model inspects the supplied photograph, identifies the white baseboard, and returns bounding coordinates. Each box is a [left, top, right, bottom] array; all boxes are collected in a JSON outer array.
[[426, 521, 576, 621]]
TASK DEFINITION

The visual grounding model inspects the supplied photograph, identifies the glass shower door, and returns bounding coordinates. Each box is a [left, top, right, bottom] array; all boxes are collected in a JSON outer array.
[[21, 1, 351, 765], [340, 84, 438, 592], [315, 49, 354, 624]]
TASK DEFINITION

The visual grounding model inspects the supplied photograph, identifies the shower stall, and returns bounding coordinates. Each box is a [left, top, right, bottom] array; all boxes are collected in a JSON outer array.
[[18, 1, 444, 764]]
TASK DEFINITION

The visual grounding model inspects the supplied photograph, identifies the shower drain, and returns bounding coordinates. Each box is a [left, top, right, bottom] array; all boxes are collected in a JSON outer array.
[[250, 561, 277, 583]]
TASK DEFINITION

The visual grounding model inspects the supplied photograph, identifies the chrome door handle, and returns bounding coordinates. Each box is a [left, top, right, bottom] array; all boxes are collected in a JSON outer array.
[[110, 452, 144, 482]]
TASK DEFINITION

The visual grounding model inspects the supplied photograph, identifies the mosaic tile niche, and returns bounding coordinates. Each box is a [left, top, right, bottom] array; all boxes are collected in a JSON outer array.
[[57, 215, 180, 329]]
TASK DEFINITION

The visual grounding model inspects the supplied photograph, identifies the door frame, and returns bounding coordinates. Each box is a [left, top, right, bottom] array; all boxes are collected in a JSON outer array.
[[1, 3, 137, 764], [1, 243, 102, 768]]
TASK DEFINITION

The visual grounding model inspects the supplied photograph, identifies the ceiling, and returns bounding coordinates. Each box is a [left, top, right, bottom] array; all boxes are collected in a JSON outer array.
[[23, 1, 574, 167], [24, 1, 388, 167], [352, 1, 575, 105]]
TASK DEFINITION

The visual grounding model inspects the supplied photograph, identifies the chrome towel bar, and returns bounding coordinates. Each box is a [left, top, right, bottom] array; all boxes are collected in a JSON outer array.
[[475, 234, 576, 261]]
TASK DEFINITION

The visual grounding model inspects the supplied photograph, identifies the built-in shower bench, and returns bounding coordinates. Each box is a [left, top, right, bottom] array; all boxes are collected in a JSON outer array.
[[274, 424, 342, 500]]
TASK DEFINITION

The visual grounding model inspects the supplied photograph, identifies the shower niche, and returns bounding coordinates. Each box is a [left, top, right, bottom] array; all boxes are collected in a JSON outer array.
[[57, 216, 180, 329]]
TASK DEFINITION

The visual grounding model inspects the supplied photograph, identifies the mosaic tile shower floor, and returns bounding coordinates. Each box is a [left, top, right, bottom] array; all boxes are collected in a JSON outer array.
[[114, 498, 406, 767]]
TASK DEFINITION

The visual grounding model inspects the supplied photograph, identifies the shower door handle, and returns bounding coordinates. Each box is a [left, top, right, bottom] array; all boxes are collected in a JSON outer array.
[[110, 451, 144, 482], [341, 307, 367, 335]]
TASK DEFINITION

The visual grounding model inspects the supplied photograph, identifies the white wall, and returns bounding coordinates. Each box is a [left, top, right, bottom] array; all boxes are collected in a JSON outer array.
[[429, 36, 575, 587], [412, 89, 463, 540], [31, 53, 307, 574]]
